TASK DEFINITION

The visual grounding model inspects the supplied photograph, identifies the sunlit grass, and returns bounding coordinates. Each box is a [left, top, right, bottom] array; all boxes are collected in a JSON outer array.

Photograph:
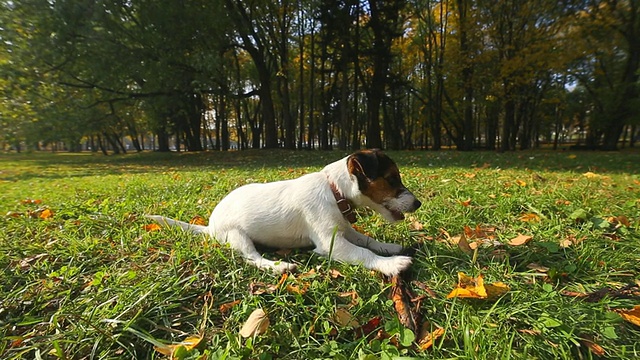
[[1, 150, 639, 359]]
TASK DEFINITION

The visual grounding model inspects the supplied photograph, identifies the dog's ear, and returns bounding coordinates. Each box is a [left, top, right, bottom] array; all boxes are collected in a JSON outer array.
[[348, 150, 380, 188]]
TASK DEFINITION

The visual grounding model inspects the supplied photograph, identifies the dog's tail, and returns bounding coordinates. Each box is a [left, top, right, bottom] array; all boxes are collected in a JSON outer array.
[[145, 215, 207, 235]]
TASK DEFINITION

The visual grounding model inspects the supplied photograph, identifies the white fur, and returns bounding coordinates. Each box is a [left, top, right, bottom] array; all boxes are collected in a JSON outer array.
[[147, 155, 413, 276]]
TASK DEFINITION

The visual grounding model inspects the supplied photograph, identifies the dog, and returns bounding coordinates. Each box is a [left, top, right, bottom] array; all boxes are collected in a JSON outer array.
[[147, 149, 421, 276]]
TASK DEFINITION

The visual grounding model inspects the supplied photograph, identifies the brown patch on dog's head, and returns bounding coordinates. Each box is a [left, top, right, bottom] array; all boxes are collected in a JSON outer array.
[[347, 150, 421, 221]]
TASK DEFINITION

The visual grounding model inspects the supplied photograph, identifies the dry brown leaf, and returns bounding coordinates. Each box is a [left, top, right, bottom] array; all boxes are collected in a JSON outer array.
[[338, 290, 359, 306], [526, 263, 550, 273], [286, 282, 310, 295], [390, 275, 419, 332], [219, 300, 241, 314], [409, 219, 424, 231], [239, 308, 269, 338], [615, 305, 640, 327], [454, 233, 474, 255], [329, 269, 344, 279], [508, 234, 533, 246], [518, 329, 541, 336], [460, 198, 472, 207], [21, 199, 43, 205], [189, 215, 207, 225], [333, 307, 360, 328], [580, 338, 605, 356], [154, 335, 203, 357], [17, 253, 48, 270]]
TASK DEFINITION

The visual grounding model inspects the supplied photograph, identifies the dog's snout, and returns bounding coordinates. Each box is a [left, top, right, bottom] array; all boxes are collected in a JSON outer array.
[[412, 199, 422, 211]]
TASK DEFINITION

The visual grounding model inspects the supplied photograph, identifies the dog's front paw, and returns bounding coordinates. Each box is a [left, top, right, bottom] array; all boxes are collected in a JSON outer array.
[[375, 255, 412, 276]]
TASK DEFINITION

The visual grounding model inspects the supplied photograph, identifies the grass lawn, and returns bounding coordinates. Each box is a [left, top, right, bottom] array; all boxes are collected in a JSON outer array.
[[1, 149, 639, 359]]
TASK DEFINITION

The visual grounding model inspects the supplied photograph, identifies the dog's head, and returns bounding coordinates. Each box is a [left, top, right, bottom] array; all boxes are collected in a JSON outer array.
[[347, 149, 421, 222]]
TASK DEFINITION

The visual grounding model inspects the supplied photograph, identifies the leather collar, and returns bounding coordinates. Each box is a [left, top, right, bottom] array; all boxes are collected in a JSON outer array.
[[328, 181, 357, 223]]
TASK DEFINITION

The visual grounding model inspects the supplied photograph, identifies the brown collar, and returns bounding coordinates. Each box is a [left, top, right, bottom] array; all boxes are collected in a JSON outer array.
[[329, 181, 357, 223]]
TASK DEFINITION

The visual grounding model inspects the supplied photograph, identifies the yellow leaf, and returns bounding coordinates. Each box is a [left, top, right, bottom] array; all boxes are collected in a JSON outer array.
[[239, 308, 270, 338], [286, 282, 310, 295], [39, 209, 53, 219], [143, 223, 162, 232], [153, 335, 203, 357], [447, 272, 509, 300], [417, 327, 445, 351], [446, 272, 487, 299], [615, 305, 640, 327], [567, 154, 577, 159], [485, 282, 510, 299], [519, 213, 541, 222], [516, 179, 527, 187], [508, 234, 533, 246]]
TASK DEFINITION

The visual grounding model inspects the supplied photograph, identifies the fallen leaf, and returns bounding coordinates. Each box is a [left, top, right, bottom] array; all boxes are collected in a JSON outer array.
[[519, 213, 541, 222], [390, 275, 419, 332], [354, 316, 381, 339], [526, 263, 550, 273], [454, 232, 474, 255], [464, 173, 476, 179], [559, 238, 573, 248], [412, 281, 438, 299], [447, 272, 509, 300], [567, 154, 577, 159], [516, 179, 527, 187], [608, 216, 630, 227], [17, 253, 48, 270], [39, 209, 54, 219], [484, 282, 510, 299], [143, 223, 162, 232], [447, 272, 487, 299], [219, 300, 241, 314], [508, 234, 533, 246], [518, 328, 542, 336], [286, 282, 310, 295], [329, 269, 344, 279], [338, 290, 359, 306], [333, 307, 360, 328], [239, 308, 269, 338], [187, 215, 205, 225], [21, 199, 42, 204], [154, 335, 203, 357], [615, 305, 640, 327], [580, 337, 605, 356], [417, 326, 445, 351], [409, 219, 424, 231], [460, 198, 472, 207]]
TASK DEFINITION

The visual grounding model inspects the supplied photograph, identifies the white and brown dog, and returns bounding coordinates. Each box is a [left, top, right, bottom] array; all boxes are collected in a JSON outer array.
[[147, 149, 421, 276]]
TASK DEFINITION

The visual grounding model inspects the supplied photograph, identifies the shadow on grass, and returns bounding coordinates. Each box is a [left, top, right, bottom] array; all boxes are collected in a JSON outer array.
[[1, 149, 639, 182]]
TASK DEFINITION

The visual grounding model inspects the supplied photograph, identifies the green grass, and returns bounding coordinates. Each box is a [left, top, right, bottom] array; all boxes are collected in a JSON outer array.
[[1, 150, 639, 359]]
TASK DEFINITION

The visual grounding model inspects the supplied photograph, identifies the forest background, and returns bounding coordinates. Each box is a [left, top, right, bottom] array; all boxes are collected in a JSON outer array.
[[1, 0, 639, 154]]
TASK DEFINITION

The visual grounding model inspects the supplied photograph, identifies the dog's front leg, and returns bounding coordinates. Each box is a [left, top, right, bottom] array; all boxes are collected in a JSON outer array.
[[344, 227, 404, 255], [311, 230, 411, 276]]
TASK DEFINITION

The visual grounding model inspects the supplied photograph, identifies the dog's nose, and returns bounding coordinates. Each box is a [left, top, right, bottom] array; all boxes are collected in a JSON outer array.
[[412, 199, 422, 211]]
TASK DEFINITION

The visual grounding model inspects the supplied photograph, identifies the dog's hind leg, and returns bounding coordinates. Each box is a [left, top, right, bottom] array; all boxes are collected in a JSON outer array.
[[343, 227, 404, 255], [221, 229, 297, 274]]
